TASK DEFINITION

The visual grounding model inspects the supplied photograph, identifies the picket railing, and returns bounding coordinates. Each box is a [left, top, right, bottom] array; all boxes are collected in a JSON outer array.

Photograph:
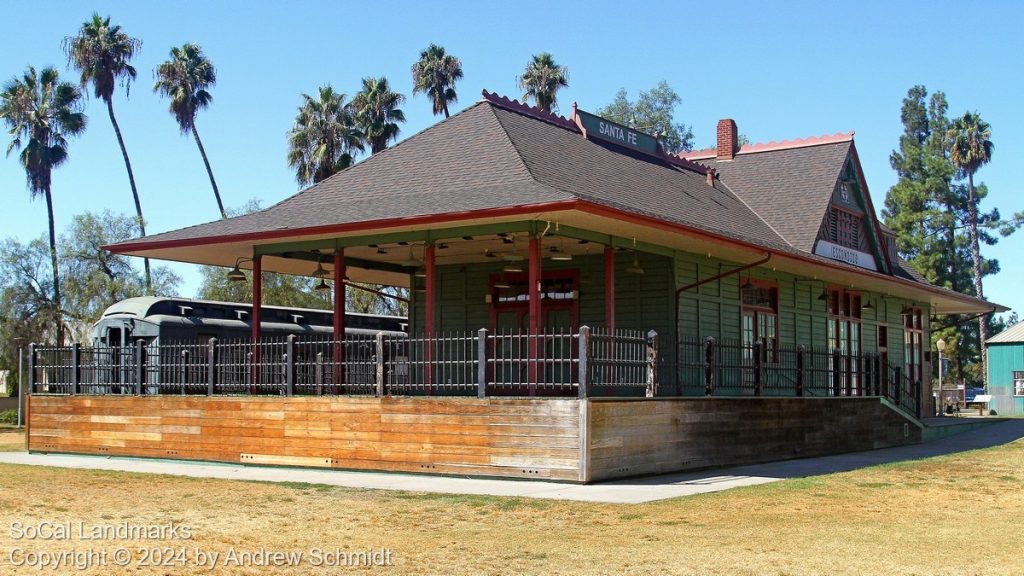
[[29, 326, 658, 399], [28, 330, 924, 417], [674, 337, 922, 418]]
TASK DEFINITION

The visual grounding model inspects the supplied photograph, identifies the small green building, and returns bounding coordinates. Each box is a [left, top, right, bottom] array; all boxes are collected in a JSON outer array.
[[986, 323, 1024, 416]]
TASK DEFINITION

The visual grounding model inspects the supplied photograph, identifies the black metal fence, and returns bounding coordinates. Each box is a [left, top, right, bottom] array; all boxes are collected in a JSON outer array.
[[674, 337, 922, 418], [28, 327, 658, 399], [28, 331, 923, 418]]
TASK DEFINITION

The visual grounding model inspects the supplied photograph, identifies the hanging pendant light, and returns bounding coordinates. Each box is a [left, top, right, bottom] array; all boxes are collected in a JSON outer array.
[[225, 257, 252, 282], [314, 278, 331, 292], [312, 261, 328, 279], [626, 237, 644, 274]]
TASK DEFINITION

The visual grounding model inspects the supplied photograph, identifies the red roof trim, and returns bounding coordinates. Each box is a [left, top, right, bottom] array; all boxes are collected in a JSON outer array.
[[104, 200, 581, 253], [573, 200, 995, 309], [679, 131, 855, 160], [481, 90, 579, 131]]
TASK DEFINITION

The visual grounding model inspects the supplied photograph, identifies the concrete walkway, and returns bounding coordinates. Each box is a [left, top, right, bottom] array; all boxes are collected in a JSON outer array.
[[2, 419, 1021, 504]]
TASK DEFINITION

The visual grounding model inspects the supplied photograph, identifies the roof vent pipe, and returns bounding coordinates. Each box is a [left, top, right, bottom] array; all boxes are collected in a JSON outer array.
[[706, 167, 716, 187]]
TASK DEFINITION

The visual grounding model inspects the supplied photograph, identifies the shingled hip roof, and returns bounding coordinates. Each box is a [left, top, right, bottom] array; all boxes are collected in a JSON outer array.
[[105, 93, 1002, 315], [109, 96, 793, 254]]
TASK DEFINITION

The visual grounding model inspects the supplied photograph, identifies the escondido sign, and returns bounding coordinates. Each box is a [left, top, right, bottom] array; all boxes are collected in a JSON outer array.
[[814, 240, 877, 271], [574, 109, 659, 155]]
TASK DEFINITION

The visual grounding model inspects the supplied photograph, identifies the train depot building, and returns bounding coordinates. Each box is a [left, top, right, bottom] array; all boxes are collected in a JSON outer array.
[[27, 91, 1000, 482]]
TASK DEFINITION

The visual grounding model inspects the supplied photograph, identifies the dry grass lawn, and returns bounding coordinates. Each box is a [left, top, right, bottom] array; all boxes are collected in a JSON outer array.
[[0, 433, 1021, 575], [0, 430, 23, 452]]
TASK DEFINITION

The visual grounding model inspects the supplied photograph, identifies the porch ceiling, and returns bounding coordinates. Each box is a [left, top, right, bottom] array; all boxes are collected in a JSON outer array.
[[116, 207, 999, 315]]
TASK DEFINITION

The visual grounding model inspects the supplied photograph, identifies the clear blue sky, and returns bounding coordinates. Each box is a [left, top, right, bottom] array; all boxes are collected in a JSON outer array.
[[2, 0, 1021, 320]]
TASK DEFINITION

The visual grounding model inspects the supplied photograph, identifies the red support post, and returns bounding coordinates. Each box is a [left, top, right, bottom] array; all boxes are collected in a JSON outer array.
[[604, 245, 615, 383], [251, 254, 262, 391], [528, 236, 541, 394], [604, 246, 615, 333], [424, 243, 436, 394], [333, 250, 345, 392]]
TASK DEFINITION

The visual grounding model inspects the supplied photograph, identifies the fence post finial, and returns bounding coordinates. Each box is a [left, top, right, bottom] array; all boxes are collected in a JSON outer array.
[[207, 337, 217, 396], [477, 328, 488, 399], [646, 330, 658, 398], [578, 325, 590, 399], [71, 342, 81, 395], [704, 337, 716, 396], [285, 334, 296, 397], [375, 332, 385, 397]]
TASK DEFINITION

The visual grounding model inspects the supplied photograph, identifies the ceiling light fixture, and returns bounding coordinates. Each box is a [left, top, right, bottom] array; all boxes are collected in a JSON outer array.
[[226, 257, 252, 282]]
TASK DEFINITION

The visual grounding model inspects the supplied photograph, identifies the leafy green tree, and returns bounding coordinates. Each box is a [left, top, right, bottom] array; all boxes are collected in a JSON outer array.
[[597, 81, 695, 153], [153, 43, 226, 218], [59, 211, 180, 333], [518, 53, 568, 113], [352, 77, 406, 155], [884, 87, 1018, 386], [884, 87, 978, 385], [63, 14, 151, 293], [287, 85, 364, 186], [197, 201, 407, 316], [1, 66, 87, 345], [0, 238, 54, 383], [411, 44, 463, 118]]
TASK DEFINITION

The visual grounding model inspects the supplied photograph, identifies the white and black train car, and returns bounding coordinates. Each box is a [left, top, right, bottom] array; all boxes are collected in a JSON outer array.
[[91, 297, 407, 394]]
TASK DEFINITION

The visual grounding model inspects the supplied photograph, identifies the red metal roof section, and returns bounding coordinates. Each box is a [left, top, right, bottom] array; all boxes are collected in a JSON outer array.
[[679, 131, 856, 160], [481, 90, 580, 131], [483, 90, 708, 176]]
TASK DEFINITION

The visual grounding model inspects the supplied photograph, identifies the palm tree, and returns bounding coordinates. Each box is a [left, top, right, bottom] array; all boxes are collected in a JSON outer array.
[[1, 67, 87, 345], [351, 77, 406, 155], [518, 53, 569, 113], [287, 85, 364, 186], [153, 43, 226, 219], [411, 44, 463, 118], [63, 13, 152, 293], [947, 111, 995, 367]]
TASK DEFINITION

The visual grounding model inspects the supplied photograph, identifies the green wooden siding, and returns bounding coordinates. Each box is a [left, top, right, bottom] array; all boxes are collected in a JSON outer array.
[[410, 247, 927, 365], [987, 343, 1024, 415]]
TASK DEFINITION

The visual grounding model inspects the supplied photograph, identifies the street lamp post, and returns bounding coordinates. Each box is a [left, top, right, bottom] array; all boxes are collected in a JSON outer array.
[[936, 338, 947, 416]]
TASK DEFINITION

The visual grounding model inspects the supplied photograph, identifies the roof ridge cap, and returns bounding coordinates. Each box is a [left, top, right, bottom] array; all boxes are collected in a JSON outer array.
[[712, 174, 794, 250], [679, 131, 855, 160], [481, 90, 579, 132], [482, 103, 551, 188], [266, 101, 493, 210]]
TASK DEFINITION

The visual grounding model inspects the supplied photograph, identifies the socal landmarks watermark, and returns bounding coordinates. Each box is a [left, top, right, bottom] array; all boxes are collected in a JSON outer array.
[[7, 520, 394, 570], [10, 521, 193, 541], [7, 546, 395, 570]]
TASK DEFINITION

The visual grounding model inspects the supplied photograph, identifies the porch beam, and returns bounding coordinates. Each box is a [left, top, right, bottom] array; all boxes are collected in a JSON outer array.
[[604, 246, 615, 332], [424, 243, 436, 392], [333, 250, 345, 389], [252, 221, 538, 256], [542, 224, 677, 258], [251, 254, 263, 342], [275, 251, 410, 275], [529, 235, 542, 334], [251, 253, 262, 388]]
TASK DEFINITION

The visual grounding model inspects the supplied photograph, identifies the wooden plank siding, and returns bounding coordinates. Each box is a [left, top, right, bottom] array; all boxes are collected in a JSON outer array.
[[28, 396, 583, 481], [584, 397, 922, 482]]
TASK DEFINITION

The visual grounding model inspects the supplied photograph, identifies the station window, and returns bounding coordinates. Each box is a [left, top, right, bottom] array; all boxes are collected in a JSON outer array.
[[903, 308, 924, 385], [741, 281, 778, 363], [827, 288, 863, 394], [1014, 371, 1024, 397]]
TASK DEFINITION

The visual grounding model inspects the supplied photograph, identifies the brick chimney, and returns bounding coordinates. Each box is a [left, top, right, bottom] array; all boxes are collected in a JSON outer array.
[[716, 119, 738, 160]]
